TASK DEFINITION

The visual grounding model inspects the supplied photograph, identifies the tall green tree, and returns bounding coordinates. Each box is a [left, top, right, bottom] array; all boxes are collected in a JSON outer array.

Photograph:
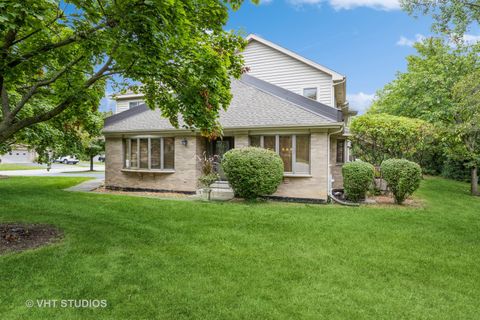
[[401, 0, 480, 36], [370, 38, 480, 195], [350, 114, 439, 172], [17, 106, 105, 165], [370, 38, 479, 123], [449, 70, 480, 195], [0, 0, 252, 146]]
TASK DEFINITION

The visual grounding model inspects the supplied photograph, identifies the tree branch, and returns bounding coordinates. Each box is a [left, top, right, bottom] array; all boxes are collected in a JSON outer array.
[[0, 55, 114, 142], [462, 0, 480, 10], [10, 8, 65, 47], [0, 30, 17, 117], [1, 85, 10, 117], [10, 55, 85, 118], [7, 23, 106, 69]]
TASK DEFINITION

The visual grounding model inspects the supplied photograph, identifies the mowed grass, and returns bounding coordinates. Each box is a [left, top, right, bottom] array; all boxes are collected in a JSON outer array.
[[0, 163, 44, 171], [0, 176, 479, 319]]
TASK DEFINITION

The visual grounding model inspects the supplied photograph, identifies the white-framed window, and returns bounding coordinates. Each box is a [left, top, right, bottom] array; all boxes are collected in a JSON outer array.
[[128, 101, 143, 109], [303, 88, 317, 101], [249, 135, 310, 174], [336, 139, 345, 164], [124, 137, 175, 170]]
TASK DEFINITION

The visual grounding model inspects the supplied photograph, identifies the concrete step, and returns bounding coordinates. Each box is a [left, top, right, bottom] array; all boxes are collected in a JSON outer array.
[[210, 188, 234, 201], [210, 181, 232, 189]]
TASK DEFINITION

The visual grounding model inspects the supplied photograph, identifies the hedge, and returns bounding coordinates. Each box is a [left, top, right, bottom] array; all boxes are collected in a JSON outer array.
[[342, 161, 375, 202], [222, 147, 284, 200], [381, 159, 422, 204]]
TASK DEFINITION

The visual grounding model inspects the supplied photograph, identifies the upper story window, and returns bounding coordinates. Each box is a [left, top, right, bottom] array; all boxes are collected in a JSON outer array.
[[129, 101, 143, 109], [303, 88, 317, 101], [249, 135, 310, 174], [124, 137, 175, 170]]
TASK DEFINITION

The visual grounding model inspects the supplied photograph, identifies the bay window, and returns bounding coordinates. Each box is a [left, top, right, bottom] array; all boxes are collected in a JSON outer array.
[[249, 134, 310, 174], [124, 137, 175, 170]]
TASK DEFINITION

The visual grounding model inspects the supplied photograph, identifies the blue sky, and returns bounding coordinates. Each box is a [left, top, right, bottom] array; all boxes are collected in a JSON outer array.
[[225, 0, 435, 113], [100, 0, 479, 113]]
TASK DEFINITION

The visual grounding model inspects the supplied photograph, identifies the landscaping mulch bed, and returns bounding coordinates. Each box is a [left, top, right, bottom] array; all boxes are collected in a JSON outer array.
[[0, 223, 63, 255], [94, 186, 191, 199], [369, 195, 424, 207]]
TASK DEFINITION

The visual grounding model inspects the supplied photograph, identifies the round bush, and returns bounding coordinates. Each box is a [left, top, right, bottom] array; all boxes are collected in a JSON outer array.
[[381, 159, 422, 204], [222, 147, 284, 200], [342, 161, 375, 202]]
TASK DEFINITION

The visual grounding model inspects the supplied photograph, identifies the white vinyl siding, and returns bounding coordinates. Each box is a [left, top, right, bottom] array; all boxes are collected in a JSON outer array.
[[115, 99, 144, 114], [243, 40, 334, 107]]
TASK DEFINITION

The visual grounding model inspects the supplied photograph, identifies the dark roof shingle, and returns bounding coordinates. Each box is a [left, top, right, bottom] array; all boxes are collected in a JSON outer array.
[[104, 75, 342, 133]]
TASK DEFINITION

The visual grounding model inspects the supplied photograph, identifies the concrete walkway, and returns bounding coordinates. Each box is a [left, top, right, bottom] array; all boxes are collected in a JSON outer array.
[[0, 163, 105, 179], [64, 178, 104, 192]]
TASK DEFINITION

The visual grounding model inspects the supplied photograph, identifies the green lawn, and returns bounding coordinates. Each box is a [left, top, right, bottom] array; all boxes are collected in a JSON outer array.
[[0, 176, 479, 319], [0, 163, 43, 171]]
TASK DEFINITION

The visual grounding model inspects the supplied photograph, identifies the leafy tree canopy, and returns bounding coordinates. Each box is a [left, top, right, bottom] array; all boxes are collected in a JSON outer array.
[[369, 37, 480, 195], [0, 0, 253, 146], [450, 69, 480, 194], [350, 113, 439, 170], [401, 0, 480, 37], [370, 38, 480, 123]]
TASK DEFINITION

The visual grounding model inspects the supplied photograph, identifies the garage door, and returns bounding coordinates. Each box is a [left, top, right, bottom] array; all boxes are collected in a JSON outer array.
[[0, 149, 36, 163]]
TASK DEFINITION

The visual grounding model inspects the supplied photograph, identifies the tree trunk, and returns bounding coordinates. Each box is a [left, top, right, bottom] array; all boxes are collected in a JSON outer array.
[[472, 166, 479, 196], [90, 155, 94, 172]]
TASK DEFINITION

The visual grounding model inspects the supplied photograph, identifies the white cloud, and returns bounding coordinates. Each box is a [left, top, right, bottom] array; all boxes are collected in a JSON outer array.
[[288, 0, 400, 10], [397, 33, 480, 48], [329, 0, 400, 10], [348, 92, 375, 114], [396, 34, 426, 47], [461, 34, 480, 45]]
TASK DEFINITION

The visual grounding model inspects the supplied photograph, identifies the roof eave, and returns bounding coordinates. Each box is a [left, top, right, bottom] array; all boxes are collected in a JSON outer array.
[[103, 122, 344, 136]]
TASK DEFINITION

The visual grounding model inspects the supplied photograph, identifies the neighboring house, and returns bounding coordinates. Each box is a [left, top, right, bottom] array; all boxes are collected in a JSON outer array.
[[103, 34, 356, 202], [0, 145, 37, 163]]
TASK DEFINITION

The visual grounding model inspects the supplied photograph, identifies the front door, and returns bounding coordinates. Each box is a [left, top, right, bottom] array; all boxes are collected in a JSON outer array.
[[209, 137, 234, 180]]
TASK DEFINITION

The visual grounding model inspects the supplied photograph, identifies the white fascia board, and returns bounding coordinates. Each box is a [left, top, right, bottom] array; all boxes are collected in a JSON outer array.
[[112, 93, 145, 100]]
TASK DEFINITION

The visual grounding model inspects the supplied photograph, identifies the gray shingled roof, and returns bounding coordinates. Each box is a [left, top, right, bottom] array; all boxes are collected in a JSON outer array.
[[104, 75, 342, 133]]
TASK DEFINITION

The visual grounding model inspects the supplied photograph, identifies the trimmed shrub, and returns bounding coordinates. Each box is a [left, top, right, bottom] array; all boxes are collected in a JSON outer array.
[[222, 147, 283, 200], [342, 161, 375, 202], [381, 159, 422, 204]]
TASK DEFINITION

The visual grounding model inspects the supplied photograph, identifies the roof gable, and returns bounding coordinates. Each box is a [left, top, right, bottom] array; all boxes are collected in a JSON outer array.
[[245, 34, 344, 81]]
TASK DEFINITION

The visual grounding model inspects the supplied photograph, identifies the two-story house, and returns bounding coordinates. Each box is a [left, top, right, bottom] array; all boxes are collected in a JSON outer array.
[[103, 34, 355, 202]]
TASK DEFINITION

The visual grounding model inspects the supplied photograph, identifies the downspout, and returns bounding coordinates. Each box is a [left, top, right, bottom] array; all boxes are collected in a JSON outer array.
[[333, 77, 346, 87], [327, 126, 344, 200]]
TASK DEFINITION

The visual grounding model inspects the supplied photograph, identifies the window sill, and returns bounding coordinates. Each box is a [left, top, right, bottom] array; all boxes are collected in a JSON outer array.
[[122, 169, 175, 174], [283, 173, 312, 178]]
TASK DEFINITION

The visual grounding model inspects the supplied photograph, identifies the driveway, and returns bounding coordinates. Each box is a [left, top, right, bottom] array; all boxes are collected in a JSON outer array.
[[0, 163, 105, 179]]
